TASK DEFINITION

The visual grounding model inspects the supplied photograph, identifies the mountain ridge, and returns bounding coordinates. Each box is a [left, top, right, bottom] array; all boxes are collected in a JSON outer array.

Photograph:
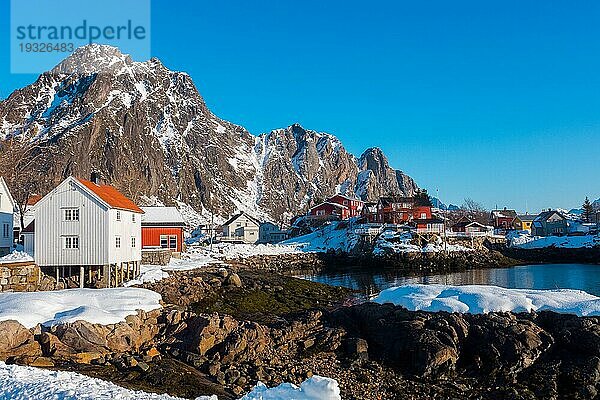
[[0, 44, 419, 224]]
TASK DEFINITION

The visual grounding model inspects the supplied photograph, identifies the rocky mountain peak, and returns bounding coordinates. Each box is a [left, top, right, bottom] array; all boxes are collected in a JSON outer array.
[[0, 46, 420, 224]]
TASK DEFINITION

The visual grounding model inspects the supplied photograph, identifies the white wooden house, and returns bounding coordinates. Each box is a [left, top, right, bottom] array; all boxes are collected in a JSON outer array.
[[221, 212, 260, 243], [34, 176, 144, 288], [0, 177, 16, 256]]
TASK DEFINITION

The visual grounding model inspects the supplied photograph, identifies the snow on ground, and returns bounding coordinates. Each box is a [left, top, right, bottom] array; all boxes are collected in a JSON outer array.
[[0, 361, 340, 400], [240, 375, 341, 400], [0, 288, 162, 328], [208, 242, 302, 259], [282, 221, 359, 253], [373, 284, 600, 316], [508, 232, 600, 249], [374, 231, 472, 255], [126, 249, 221, 286], [0, 251, 34, 264], [0, 362, 216, 400]]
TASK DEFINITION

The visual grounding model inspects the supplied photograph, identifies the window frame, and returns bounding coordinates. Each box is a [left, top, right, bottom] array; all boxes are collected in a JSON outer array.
[[63, 208, 80, 222], [131, 237, 136, 248], [115, 236, 121, 248], [116, 210, 121, 221], [63, 236, 80, 250]]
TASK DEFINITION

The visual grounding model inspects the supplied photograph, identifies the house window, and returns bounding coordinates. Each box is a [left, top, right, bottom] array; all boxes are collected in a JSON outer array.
[[116, 210, 121, 221], [316, 210, 325, 216], [421, 213, 427, 219], [63, 236, 79, 249], [115, 236, 121, 248], [132, 213, 136, 222], [64, 208, 80, 221], [169, 235, 177, 249], [2, 223, 9, 238], [160, 235, 168, 248], [131, 237, 136, 248]]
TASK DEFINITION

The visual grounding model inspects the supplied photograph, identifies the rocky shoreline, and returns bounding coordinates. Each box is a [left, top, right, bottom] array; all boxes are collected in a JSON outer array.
[[2, 257, 600, 399]]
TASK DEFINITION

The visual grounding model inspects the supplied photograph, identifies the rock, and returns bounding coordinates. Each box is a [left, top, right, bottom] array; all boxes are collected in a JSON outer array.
[[347, 337, 369, 360], [0, 320, 42, 360], [72, 352, 104, 364], [208, 361, 221, 377], [218, 268, 229, 278], [225, 368, 241, 384], [225, 273, 242, 288], [136, 361, 150, 372]]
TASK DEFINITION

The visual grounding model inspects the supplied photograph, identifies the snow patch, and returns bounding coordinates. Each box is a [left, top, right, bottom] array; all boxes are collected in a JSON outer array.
[[0, 288, 162, 328], [373, 284, 600, 316], [0, 251, 33, 264], [508, 232, 600, 249], [241, 375, 341, 400]]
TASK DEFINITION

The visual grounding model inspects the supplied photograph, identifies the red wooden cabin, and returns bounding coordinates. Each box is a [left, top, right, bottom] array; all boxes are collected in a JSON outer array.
[[309, 202, 350, 220], [141, 207, 186, 253], [326, 194, 364, 218]]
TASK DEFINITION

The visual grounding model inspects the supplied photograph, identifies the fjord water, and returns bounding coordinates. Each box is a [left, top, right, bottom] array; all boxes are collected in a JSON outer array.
[[300, 264, 600, 298]]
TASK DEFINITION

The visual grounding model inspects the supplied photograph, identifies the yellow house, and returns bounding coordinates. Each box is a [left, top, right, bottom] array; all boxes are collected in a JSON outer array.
[[513, 214, 536, 233]]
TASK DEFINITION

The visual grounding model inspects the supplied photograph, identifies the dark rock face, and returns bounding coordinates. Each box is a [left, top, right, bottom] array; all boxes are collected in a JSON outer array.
[[0, 44, 419, 222]]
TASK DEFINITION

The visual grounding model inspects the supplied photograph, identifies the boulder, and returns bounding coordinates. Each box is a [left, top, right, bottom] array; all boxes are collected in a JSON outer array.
[[0, 320, 42, 360]]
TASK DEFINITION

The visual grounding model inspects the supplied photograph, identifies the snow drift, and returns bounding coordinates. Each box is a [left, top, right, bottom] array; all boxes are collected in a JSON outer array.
[[241, 375, 341, 400], [0, 288, 162, 328], [373, 284, 600, 316]]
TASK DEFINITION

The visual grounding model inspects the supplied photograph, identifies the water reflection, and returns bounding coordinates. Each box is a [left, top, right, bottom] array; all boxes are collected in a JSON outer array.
[[300, 264, 600, 297]]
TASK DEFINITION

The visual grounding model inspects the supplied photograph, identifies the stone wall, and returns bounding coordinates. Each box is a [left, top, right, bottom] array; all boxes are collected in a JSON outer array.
[[0, 262, 41, 292], [142, 249, 172, 266]]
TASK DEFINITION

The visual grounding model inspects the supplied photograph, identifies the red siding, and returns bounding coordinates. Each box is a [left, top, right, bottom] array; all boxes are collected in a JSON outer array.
[[142, 227, 184, 252]]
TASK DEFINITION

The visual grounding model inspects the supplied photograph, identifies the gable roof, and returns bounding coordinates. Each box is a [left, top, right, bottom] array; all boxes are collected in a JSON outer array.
[[141, 207, 185, 226], [309, 202, 349, 212], [491, 209, 517, 219], [534, 210, 566, 222], [27, 194, 43, 206], [378, 196, 414, 207], [515, 214, 536, 222], [77, 178, 143, 213], [222, 212, 261, 227], [327, 193, 361, 202]]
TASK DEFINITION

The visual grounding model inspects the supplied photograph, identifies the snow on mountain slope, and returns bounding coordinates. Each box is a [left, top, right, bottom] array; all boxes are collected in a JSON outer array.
[[0, 45, 419, 224]]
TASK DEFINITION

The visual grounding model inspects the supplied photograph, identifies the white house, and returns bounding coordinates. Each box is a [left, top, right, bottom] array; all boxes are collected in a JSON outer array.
[[34, 176, 144, 288], [0, 177, 16, 256], [221, 212, 260, 244], [258, 222, 288, 244]]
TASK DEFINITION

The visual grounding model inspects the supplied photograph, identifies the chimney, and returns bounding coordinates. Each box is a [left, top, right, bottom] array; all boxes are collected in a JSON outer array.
[[90, 171, 101, 185]]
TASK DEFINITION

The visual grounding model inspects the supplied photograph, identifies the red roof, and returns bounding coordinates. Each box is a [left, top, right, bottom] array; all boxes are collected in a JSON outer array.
[[27, 194, 42, 206], [77, 178, 144, 213]]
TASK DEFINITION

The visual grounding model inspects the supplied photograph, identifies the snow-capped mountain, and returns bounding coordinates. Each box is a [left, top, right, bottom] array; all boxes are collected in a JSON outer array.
[[0, 45, 418, 223]]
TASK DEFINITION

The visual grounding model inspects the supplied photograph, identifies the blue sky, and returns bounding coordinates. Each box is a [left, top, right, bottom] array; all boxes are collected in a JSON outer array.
[[1, 0, 599, 211]]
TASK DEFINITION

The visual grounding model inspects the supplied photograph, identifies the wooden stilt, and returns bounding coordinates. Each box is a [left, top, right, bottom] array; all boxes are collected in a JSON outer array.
[[79, 266, 84, 288]]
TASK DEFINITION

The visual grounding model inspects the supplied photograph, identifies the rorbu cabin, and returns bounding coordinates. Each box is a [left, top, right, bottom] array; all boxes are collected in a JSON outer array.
[[141, 206, 186, 253]]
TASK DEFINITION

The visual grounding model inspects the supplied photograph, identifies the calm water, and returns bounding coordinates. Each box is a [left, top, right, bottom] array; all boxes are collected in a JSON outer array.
[[300, 264, 600, 298]]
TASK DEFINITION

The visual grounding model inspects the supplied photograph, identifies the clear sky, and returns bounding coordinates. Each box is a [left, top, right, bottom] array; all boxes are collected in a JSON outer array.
[[1, 0, 599, 212]]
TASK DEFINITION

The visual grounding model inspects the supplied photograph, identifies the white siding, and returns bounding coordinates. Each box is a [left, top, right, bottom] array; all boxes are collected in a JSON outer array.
[[107, 209, 142, 264], [0, 178, 15, 252], [223, 214, 260, 244], [23, 232, 34, 256], [34, 179, 110, 266]]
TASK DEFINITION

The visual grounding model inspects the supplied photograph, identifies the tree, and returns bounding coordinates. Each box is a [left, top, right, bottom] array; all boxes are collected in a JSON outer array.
[[414, 189, 433, 207], [462, 198, 486, 213], [582, 197, 594, 223]]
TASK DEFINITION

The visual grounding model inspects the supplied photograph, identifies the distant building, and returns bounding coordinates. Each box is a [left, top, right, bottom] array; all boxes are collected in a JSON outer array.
[[512, 214, 536, 233], [377, 196, 415, 224], [0, 177, 16, 256], [414, 217, 445, 234], [361, 202, 378, 223], [259, 222, 288, 244], [451, 217, 494, 236], [531, 210, 567, 237], [221, 212, 260, 244], [490, 208, 517, 231], [326, 194, 364, 218], [34, 176, 144, 288], [309, 202, 349, 220], [21, 220, 35, 257], [141, 206, 186, 253]]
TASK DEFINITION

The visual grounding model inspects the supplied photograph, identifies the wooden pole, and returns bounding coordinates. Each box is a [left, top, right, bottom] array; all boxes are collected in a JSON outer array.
[[79, 266, 84, 288]]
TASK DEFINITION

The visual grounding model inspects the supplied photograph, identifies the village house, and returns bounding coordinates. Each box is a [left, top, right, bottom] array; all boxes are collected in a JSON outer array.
[[361, 202, 378, 223], [258, 222, 288, 243], [451, 217, 494, 236], [377, 196, 415, 224], [34, 175, 144, 288], [326, 194, 364, 218], [0, 177, 15, 256], [512, 214, 536, 233], [490, 208, 518, 231], [308, 202, 349, 220], [221, 212, 260, 244], [141, 206, 186, 254], [413, 217, 445, 234], [531, 210, 568, 237]]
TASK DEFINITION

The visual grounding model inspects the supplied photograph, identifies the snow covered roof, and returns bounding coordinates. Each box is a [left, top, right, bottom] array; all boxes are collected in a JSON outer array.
[[491, 209, 517, 219], [309, 202, 349, 211], [141, 207, 185, 226], [516, 214, 536, 222], [534, 210, 566, 222], [222, 212, 261, 227]]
